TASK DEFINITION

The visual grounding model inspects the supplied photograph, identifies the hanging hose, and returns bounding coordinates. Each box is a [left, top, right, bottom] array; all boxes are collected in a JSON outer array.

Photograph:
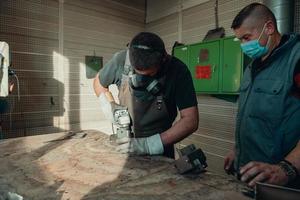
[[215, 0, 219, 29], [203, 0, 224, 41]]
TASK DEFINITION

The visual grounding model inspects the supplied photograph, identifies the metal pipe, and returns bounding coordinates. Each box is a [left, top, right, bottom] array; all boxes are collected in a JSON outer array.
[[263, 0, 295, 34], [215, 0, 219, 29]]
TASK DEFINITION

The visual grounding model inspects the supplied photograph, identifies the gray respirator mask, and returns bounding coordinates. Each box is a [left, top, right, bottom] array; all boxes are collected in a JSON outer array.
[[129, 73, 161, 101]]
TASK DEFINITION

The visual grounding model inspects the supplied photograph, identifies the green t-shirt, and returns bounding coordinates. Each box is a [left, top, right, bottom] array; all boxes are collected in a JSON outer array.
[[99, 50, 198, 121]]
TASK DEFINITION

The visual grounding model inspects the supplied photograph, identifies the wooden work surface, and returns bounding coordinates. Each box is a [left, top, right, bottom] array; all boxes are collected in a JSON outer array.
[[0, 130, 251, 200]]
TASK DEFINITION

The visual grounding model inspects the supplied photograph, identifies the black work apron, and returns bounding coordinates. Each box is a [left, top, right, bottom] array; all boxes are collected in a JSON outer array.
[[118, 51, 174, 158]]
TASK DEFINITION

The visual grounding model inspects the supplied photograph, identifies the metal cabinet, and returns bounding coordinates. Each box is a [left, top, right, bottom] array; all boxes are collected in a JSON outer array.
[[174, 36, 248, 94], [189, 40, 220, 92], [173, 46, 189, 66], [221, 37, 243, 93]]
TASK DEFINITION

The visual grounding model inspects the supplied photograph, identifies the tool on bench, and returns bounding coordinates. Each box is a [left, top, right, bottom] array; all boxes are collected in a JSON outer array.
[[174, 144, 207, 174]]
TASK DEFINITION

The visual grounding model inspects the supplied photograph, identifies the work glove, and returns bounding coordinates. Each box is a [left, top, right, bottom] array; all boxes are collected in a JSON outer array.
[[116, 134, 164, 155], [99, 93, 127, 122], [98, 93, 114, 121]]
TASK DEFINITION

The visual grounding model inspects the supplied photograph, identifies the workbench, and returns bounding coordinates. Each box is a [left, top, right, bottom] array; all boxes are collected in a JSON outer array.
[[0, 130, 250, 200]]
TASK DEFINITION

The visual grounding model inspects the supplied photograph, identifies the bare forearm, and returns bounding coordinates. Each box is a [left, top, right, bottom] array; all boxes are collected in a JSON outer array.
[[285, 140, 300, 174], [239, 141, 300, 187], [160, 106, 199, 146]]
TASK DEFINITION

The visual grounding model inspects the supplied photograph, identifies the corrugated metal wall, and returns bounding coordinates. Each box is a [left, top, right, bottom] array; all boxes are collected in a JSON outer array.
[[146, 0, 262, 52], [0, 0, 145, 138], [146, 0, 261, 174], [146, 12, 179, 53], [0, 0, 61, 137], [181, 0, 262, 44], [61, 0, 144, 133]]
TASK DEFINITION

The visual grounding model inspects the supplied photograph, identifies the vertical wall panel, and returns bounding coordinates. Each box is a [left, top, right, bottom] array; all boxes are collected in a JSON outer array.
[[146, 0, 210, 23], [0, 0, 60, 138], [146, 0, 180, 23], [62, 0, 145, 132], [145, 13, 179, 53], [181, 0, 262, 44], [0, 0, 145, 138]]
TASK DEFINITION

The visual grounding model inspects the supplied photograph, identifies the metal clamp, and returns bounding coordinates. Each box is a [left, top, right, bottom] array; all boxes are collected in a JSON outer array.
[[174, 144, 207, 174]]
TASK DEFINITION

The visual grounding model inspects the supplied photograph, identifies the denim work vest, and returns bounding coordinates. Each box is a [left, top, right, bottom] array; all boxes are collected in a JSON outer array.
[[235, 34, 300, 169]]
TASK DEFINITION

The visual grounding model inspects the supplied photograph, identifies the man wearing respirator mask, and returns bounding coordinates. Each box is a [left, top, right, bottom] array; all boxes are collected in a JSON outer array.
[[93, 32, 199, 158]]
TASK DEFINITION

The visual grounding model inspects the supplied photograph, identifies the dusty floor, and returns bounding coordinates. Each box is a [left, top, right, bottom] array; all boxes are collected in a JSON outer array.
[[0, 130, 250, 200]]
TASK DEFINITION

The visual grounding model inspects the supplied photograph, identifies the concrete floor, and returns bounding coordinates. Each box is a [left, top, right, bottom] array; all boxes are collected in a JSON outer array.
[[0, 130, 250, 200]]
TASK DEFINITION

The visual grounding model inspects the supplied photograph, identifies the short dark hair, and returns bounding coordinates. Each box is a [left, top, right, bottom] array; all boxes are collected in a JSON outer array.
[[129, 32, 166, 70], [231, 3, 277, 29]]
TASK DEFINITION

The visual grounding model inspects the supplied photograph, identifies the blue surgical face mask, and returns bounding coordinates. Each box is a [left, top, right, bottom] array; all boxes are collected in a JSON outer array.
[[240, 24, 270, 59]]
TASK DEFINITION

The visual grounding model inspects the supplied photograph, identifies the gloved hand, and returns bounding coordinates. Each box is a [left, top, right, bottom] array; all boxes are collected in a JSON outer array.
[[116, 134, 164, 155], [98, 93, 114, 121], [99, 93, 127, 121]]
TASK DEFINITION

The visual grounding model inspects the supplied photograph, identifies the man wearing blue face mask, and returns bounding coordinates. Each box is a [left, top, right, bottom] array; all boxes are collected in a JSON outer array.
[[93, 32, 199, 158], [240, 22, 270, 59], [224, 3, 300, 189]]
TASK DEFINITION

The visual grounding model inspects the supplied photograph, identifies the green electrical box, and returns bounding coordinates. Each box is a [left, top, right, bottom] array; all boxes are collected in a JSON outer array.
[[189, 40, 220, 93], [174, 36, 250, 94], [222, 37, 244, 93], [173, 45, 189, 66]]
